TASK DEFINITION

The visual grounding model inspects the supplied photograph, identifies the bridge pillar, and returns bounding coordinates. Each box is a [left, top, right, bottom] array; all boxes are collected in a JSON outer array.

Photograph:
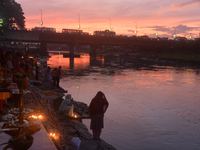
[[89, 45, 97, 57], [68, 43, 75, 69], [69, 43, 75, 56], [40, 42, 48, 54]]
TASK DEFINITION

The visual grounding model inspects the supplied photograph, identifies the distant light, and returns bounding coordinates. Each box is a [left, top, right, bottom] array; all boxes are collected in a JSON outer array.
[[109, 28, 111, 31], [78, 25, 81, 29], [156, 33, 158, 36], [40, 21, 43, 25], [190, 35, 192, 39], [135, 30, 137, 34], [0, 19, 3, 27], [173, 34, 176, 38]]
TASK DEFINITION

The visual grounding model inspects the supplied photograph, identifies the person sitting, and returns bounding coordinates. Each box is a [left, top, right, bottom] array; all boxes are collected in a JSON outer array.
[[58, 94, 74, 116]]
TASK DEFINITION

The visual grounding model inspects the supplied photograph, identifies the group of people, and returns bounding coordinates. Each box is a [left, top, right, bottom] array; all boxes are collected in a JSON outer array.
[[0, 47, 39, 114], [44, 66, 61, 88], [59, 91, 109, 140], [1, 46, 109, 140]]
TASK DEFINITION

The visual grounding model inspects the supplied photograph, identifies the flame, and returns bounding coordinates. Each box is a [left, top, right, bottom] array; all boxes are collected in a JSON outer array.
[[30, 115, 43, 119], [49, 132, 59, 140], [38, 115, 43, 119], [74, 115, 77, 118], [50, 133, 55, 137]]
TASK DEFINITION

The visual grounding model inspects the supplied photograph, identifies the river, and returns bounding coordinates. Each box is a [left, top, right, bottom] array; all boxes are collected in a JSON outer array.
[[47, 52, 200, 150]]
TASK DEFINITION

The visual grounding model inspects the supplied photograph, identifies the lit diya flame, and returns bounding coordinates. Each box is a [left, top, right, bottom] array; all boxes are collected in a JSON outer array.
[[74, 115, 78, 118], [38, 115, 43, 119], [49, 132, 59, 140], [30, 115, 43, 119], [49, 133, 56, 137]]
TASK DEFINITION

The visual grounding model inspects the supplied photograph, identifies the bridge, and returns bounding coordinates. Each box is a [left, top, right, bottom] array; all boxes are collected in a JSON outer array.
[[0, 30, 176, 56]]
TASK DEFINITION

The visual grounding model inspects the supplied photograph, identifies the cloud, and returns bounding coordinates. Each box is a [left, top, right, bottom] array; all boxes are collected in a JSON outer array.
[[16, 0, 200, 38], [173, 0, 200, 9], [144, 24, 200, 38]]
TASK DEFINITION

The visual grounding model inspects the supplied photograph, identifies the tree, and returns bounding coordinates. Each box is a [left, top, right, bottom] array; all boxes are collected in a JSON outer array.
[[0, 0, 25, 34]]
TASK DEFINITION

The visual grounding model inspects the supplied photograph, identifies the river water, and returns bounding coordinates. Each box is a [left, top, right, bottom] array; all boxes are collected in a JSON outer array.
[[47, 52, 200, 150]]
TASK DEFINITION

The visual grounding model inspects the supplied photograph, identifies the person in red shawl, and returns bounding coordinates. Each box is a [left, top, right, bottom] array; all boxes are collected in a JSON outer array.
[[89, 91, 109, 140]]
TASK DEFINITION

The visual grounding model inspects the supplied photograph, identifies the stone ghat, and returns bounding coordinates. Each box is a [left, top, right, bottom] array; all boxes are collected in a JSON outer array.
[[24, 81, 116, 150]]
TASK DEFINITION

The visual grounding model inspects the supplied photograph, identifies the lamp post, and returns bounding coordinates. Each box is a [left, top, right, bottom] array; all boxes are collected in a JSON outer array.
[[77, 14, 80, 29], [156, 26, 158, 37], [134, 22, 137, 36], [173, 26, 176, 38], [39, 9, 43, 28], [108, 18, 111, 31]]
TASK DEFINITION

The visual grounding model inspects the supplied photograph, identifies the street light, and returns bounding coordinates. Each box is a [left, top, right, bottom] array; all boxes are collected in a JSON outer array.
[[156, 26, 158, 37], [39, 9, 43, 28], [134, 22, 137, 36], [77, 14, 80, 29], [173, 26, 176, 38], [108, 18, 111, 31]]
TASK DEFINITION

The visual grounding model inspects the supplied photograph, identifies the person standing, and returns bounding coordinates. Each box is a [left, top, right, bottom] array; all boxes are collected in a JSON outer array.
[[51, 68, 57, 86], [0, 47, 9, 114], [45, 66, 51, 82], [89, 91, 109, 140], [55, 66, 61, 88]]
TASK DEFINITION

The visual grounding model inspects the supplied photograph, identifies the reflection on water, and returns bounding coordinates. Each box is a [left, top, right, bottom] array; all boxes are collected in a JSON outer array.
[[47, 53, 200, 150]]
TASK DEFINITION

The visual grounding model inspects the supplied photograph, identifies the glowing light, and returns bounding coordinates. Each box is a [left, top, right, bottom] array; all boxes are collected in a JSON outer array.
[[30, 115, 43, 119], [49, 132, 59, 140], [74, 115, 77, 118], [49, 132, 56, 138], [50, 133, 55, 137], [0, 19, 3, 27], [38, 115, 43, 119]]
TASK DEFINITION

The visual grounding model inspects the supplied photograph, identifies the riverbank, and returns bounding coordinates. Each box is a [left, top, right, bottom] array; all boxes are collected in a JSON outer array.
[[140, 51, 200, 68], [26, 80, 116, 150], [0, 79, 116, 149]]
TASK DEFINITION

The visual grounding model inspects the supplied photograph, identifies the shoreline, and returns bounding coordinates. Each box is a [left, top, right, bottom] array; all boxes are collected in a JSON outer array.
[[23, 80, 117, 150]]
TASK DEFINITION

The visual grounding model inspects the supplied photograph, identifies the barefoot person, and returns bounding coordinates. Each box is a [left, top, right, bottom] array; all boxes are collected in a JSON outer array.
[[89, 91, 109, 140]]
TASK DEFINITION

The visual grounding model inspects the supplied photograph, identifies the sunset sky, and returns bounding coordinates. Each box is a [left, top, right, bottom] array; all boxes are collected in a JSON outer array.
[[17, 0, 200, 39]]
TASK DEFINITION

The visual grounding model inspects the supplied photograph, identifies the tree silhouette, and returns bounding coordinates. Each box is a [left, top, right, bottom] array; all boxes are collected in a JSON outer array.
[[0, 0, 25, 34]]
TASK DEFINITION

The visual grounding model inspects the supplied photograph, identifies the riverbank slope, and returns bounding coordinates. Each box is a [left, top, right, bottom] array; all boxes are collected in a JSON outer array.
[[24, 80, 116, 150]]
